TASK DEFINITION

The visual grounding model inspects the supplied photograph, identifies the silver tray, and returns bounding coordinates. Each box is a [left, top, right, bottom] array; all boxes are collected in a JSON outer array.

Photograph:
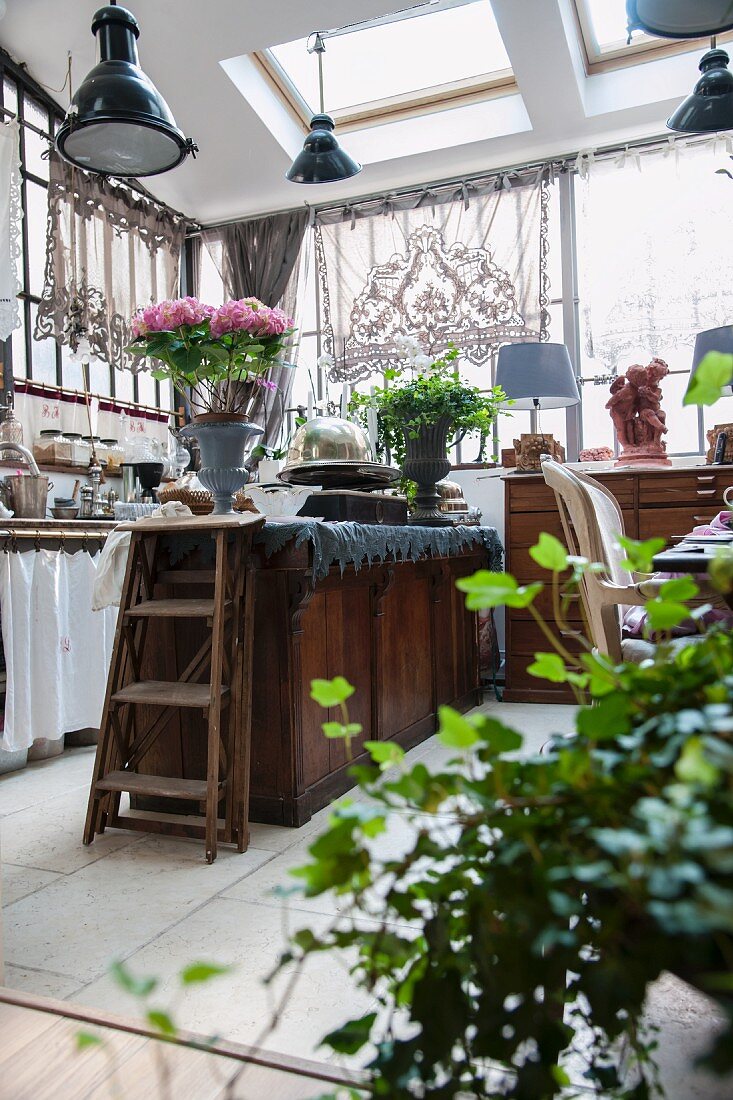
[[278, 460, 402, 490]]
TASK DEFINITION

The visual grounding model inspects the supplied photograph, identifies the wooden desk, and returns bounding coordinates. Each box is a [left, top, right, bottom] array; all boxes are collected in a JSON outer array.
[[0, 986, 364, 1099], [503, 464, 733, 702], [131, 536, 490, 827]]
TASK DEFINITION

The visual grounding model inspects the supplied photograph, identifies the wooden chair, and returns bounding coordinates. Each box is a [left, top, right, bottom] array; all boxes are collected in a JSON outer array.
[[541, 459, 712, 663], [83, 512, 264, 863]]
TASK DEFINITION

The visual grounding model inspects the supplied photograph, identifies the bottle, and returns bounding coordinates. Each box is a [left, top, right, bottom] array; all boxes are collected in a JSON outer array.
[[0, 393, 24, 447]]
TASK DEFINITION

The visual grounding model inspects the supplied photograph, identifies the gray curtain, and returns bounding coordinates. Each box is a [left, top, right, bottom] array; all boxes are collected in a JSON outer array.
[[202, 208, 308, 450]]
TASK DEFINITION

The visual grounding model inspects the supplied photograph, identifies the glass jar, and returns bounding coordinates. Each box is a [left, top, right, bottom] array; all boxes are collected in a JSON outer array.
[[33, 428, 73, 466], [67, 433, 90, 468], [102, 438, 124, 475], [83, 435, 105, 466]]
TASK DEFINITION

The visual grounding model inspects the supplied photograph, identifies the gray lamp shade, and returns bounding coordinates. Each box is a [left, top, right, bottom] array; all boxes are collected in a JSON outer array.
[[495, 343, 580, 410], [691, 325, 733, 393], [626, 0, 733, 38], [667, 49, 733, 133], [56, 5, 196, 178], [286, 114, 362, 184]]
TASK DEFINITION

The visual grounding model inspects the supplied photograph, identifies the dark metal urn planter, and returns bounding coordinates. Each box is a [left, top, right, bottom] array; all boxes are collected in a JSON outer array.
[[180, 413, 264, 515], [402, 415, 454, 526]]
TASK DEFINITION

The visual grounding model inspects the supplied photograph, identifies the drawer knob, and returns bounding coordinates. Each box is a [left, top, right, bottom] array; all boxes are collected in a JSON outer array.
[[696, 489, 717, 496], [696, 475, 715, 482]]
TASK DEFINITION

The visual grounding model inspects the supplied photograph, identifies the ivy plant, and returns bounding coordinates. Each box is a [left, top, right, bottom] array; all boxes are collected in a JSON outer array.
[[273, 543, 733, 1099]]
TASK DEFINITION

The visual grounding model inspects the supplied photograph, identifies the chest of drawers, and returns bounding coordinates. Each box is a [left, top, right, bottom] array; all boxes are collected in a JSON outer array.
[[503, 464, 733, 703]]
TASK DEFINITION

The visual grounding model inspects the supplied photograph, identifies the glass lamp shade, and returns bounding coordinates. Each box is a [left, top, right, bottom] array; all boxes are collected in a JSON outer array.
[[56, 4, 195, 177], [626, 0, 733, 38], [495, 342, 580, 410], [286, 114, 362, 184], [667, 48, 733, 132], [691, 325, 733, 393]]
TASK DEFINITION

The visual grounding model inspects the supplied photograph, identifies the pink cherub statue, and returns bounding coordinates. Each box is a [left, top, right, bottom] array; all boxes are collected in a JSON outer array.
[[605, 357, 672, 468]]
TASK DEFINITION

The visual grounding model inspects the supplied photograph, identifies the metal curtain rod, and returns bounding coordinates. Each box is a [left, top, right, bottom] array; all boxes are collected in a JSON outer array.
[[14, 378, 182, 421]]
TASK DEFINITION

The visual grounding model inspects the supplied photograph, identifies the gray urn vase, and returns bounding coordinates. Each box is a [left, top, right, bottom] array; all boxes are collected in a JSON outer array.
[[180, 417, 264, 515], [402, 415, 454, 526]]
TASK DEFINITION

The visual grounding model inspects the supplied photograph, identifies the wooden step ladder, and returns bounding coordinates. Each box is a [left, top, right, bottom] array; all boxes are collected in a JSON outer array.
[[83, 512, 264, 863]]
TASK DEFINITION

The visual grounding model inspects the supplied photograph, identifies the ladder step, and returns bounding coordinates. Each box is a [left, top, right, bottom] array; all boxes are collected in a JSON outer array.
[[156, 570, 217, 586], [95, 770, 225, 801], [125, 598, 230, 619], [112, 681, 229, 708]]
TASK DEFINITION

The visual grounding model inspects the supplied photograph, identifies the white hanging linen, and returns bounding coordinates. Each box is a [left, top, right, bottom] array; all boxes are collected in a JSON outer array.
[[0, 549, 117, 752], [0, 119, 22, 340]]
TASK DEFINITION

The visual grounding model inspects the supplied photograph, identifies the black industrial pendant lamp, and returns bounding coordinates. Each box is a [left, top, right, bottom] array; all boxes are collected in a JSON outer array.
[[667, 44, 733, 132], [286, 33, 361, 185], [626, 0, 733, 39], [56, 2, 197, 178]]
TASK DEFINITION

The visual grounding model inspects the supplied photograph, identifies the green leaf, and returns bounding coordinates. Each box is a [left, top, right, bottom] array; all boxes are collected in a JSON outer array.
[[322, 721, 362, 740], [310, 677, 355, 708], [180, 962, 232, 986], [322, 1011, 377, 1055], [527, 652, 568, 683], [684, 351, 733, 406], [675, 736, 720, 787], [529, 532, 569, 573], [76, 1031, 103, 1051], [110, 960, 157, 998], [146, 1010, 177, 1037], [363, 740, 405, 770], [709, 546, 733, 595], [437, 706, 480, 748], [472, 715, 523, 755], [659, 576, 699, 602], [645, 599, 690, 632], [576, 692, 632, 740], [617, 535, 666, 574], [456, 570, 542, 610]]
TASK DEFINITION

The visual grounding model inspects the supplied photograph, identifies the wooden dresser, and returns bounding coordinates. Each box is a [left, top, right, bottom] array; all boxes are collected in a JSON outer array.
[[503, 463, 733, 703]]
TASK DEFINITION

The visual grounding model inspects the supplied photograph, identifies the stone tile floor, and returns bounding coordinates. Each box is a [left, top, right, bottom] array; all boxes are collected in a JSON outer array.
[[1, 699, 730, 1098]]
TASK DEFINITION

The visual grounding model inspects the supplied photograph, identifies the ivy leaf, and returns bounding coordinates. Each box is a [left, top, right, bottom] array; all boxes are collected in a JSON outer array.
[[684, 351, 733, 406], [645, 599, 690, 632], [617, 535, 666, 574], [180, 962, 232, 985], [577, 693, 632, 740], [438, 706, 480, 749], [472, 715, 523, 755], [364, 740, 405, 770], [659, 576, 699, 602], [675, 736, 720, 787], [527, 652, 569, 683], [456, 570, 542, 610], [146, 1010, 177, 1037], [322, 721, 362, 740], [110, 960, 157, 998], [76, 1031, 103, 1051], [322, 1011, 377, 1055], [529, 532, 569, 573], [709, 546, 733, 595], [310, 677, 355, 708]]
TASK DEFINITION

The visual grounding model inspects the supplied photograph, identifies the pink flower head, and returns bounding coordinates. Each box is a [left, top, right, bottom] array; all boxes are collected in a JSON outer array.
[[209, 298, 294, 340], [254, 376, 278, 392], [131, 297, 214, 336]]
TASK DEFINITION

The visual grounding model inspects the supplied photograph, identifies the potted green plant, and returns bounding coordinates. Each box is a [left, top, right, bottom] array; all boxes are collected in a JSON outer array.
[[125, 296, 295, 514], [350, 340, 505, 525]]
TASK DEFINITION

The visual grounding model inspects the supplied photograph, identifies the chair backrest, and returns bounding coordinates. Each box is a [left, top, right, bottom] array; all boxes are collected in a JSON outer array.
[[541, 459, 628, 660]]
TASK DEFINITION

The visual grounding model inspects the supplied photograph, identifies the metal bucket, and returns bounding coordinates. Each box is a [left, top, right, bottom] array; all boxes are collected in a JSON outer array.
[[4, 474, 52, 518]]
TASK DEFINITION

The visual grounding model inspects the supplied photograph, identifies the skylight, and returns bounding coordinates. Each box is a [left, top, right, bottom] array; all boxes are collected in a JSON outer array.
[[262, 0, 513, 128]]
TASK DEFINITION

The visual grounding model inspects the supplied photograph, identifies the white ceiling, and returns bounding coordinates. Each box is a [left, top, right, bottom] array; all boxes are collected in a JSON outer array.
[[0, 0, 713, 226]]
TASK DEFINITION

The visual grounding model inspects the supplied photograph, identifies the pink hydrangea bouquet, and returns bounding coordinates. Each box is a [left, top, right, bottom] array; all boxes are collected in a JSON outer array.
[[126, 296, 295, 417]]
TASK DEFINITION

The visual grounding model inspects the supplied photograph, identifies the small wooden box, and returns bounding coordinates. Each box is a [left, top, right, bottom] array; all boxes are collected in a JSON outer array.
[[298, 490, 408, 525]]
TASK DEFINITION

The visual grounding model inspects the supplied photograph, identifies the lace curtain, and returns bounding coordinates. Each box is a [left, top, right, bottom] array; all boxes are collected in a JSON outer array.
[[35, 151, 186, 371], [578, 139, 733, 368], [315, 171, 550, 384], [0, 120, 22, 341], [201, 209, 310, 449]]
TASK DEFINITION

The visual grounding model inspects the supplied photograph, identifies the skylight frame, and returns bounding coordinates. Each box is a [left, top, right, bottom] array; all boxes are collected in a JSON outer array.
[[253, 0, 516, 135], [572, 0, 733, 73]]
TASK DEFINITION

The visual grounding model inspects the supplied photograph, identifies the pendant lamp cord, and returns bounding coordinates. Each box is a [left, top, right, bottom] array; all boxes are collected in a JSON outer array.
[[315, 35, 326, 114]]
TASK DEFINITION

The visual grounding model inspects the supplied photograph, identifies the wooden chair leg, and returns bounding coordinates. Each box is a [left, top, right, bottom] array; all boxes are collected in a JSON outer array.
[[205, 530, 228, 863]]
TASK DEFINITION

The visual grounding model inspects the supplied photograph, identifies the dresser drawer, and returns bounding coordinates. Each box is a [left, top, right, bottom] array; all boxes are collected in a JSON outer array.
[[593, 475, 636, 508], [509, 617, 586, 655], [510, 510, 566, 547], [506, 477, 555, 512], [638, 505, 719, 542], [638, 470, 731, 508]]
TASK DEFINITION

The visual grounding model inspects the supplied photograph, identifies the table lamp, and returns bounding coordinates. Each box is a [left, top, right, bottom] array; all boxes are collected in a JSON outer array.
[[495, 342, 580, 470], [690, 325, 733, 395]]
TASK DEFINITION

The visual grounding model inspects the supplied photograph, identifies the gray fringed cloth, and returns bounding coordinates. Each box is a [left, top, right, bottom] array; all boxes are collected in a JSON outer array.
[[255, 520, 503, 581]]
